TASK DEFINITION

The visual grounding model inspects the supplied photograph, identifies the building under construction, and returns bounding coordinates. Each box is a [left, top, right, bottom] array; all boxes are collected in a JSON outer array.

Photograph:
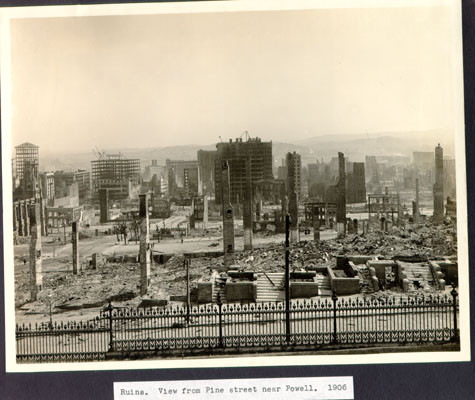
[[91, 153, 140, 200]]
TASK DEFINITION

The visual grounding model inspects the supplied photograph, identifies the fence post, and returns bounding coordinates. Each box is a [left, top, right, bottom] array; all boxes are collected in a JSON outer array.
[[217, 292, 223, 348], [332, 289, 338, 344], [451, 285, 458, 341], [107, 301, 113, 352]]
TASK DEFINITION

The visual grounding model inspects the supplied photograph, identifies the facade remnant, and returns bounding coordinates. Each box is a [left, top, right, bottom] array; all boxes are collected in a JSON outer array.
[[243, 157, 253, 250], [190, 196, 208, 229], [433, 144, 444, 221], [99, 188, 110, 223], [221, 160, 235, 267], [336, 152, 346, 237], [286, 152, 300, 243], [72, 221, 79, 275], [139, 194, 151, 295], [29, 203, 43, 301]]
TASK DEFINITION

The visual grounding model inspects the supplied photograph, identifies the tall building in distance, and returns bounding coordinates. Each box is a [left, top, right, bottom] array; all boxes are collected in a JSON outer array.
[[15, 142, 39, 182], [286, 151, 302, 197], [197, 150, 216, 197], [91, 153, 140, 200], [346, 162, 366, 203], [214, 136, 273, 204]]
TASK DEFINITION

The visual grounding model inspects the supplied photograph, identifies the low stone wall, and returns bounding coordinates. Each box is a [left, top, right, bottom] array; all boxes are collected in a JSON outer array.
[[327, 267, 360, 295], [290, 281, 319, 298], [225, 280, 257, 302]]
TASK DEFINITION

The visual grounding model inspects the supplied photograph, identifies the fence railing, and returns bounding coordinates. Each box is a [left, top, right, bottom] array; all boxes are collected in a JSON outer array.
[[16, 290, 459, 363]]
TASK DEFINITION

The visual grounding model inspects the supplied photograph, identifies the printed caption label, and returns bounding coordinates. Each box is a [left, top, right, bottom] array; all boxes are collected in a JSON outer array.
[[114, 376, 354, 399]]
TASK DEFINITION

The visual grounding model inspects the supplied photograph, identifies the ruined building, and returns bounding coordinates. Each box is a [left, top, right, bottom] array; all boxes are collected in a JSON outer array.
[[214, 137, 273, 205], [166, 159, 200, 198], [336, 152, 346, 237], [91, 153, 140, 200], [346, 162, 366, 203], [53, 170, 91, 204], [286, 152, 300, 243], [197, 150, 216, 197], [433, 144, 444, 221], [221, 160, 235, 266]]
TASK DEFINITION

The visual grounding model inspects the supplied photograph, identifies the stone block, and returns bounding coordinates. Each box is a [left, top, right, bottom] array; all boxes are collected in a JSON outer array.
[[225, 281, 257, 302], [197, 281, 213, 303]]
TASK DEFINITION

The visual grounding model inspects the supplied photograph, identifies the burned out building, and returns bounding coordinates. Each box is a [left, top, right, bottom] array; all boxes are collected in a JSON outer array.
[[166, 159, 200, 198], [346, 162, 366, 203], [197, 150, 216, 197], [214, 136, 273, 205], [53, 170, 91, 204]]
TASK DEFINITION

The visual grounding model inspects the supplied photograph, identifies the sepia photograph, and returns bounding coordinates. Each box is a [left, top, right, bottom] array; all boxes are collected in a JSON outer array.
[[1, 0, 469, 373]]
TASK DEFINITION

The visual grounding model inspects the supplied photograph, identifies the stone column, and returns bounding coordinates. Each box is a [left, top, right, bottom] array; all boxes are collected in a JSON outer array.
[[433, 144, 444, 221], [222, 160, 235, 267], [414, 178, 420, 222], [286, 152, 300, 243], [29, 203, 43, 301], [99, 188, 110, 224], [24, 201, 31, 237], [313, 218, 320, 242], [139, 194, 151, 295], [243, 157, 253, 250], [336, 152, 346, 237], [72, 221, 79, 275]]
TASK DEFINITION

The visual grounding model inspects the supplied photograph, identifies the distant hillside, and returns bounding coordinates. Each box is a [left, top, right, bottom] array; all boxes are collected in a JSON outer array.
[[39, 130, 456, 171]]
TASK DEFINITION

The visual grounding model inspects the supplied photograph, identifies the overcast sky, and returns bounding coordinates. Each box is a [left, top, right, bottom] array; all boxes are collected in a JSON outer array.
[[9, 6, 456, 154]]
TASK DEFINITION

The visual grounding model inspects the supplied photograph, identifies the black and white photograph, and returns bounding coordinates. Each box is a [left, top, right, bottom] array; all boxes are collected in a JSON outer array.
[[0, 0, 469, 375]]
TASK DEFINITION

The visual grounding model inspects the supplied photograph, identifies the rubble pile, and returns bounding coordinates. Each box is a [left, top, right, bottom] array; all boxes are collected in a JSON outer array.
[[15, 256, 214, 315], [334, 222, 456, 257], [232, 240, 335, 273]]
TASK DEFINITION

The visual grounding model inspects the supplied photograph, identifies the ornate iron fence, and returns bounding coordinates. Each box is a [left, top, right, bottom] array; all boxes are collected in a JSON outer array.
[[16, 290, 459, 363]]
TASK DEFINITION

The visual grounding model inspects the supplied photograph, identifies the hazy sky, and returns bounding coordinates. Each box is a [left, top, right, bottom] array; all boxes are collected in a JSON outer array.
[[9, 6, 456, 153]]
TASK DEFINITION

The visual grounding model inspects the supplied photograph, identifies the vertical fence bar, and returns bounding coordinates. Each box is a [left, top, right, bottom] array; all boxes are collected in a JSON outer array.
[[451, 286, 458, 341], [332, 290, 338, 344], [107, 301, 113, 352], [217, 293, 223, 348]]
